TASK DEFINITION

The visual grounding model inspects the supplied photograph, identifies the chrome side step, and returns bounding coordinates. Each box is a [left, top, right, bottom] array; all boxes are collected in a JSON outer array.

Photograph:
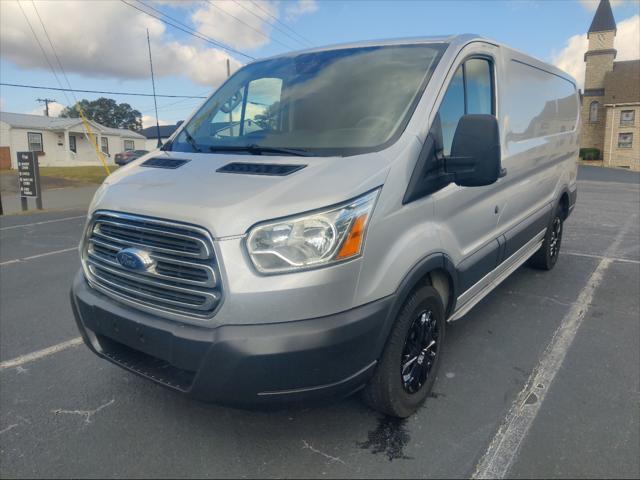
[[448, 231, 545, 322]]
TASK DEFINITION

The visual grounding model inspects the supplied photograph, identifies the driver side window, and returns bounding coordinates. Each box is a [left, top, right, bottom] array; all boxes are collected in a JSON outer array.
[[438, 58, 494, 155], [211, 77, 283, 138]]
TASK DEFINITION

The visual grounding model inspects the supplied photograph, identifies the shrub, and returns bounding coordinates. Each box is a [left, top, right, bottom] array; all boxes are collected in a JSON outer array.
[[579, 148, 601, 160]]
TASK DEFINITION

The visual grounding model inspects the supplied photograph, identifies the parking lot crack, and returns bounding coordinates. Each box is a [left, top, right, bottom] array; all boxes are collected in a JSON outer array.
[[302, 440, 346, 465], [52, 399, 115, 424], [505, 290, 574, 308], [0, 424, 19, 435]]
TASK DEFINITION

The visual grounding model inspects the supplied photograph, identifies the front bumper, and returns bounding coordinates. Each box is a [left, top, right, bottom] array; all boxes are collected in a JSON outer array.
[[70, 270, 394, 405]]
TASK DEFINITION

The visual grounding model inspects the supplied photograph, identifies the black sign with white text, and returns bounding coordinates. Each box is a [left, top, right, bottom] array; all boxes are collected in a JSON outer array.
[[17, 151, 39, 198]]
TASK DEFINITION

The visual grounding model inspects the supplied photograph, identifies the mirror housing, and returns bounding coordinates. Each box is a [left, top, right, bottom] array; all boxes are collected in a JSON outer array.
[[446, 114, 502, 187]]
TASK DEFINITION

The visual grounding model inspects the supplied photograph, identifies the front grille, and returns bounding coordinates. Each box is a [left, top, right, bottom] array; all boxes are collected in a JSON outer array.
[[83, 211, 222, 320]]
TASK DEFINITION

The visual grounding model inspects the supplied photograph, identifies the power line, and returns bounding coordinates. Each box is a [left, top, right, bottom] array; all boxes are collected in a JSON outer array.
[[15, 1, 71, 105], [249, 0, 314, 47], [230, 0, 312, 49], [140, 95, 206, 114], [120, 0, 255, 60], [0, 83, 207, 99], [16, 1, 113, 174], [204, 0, 296, 51], [135, 0, 246, 60], [30, 0, 77, 104]]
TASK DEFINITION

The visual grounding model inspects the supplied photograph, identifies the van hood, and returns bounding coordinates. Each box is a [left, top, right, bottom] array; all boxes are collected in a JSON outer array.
[[90, 151, 392, 237]]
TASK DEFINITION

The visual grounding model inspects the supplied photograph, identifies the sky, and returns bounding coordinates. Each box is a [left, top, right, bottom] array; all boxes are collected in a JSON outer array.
[[1, 0, 638, 128]]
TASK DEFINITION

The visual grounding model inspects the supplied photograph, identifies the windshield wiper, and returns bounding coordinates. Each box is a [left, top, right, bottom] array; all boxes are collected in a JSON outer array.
[[208, 144, 312, 157], [183, 130, 201, 153]]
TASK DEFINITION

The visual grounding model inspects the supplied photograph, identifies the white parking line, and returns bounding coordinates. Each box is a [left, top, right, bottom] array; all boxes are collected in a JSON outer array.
[[0, 215, 86, 231], [472, 214, 637, 479], [0, 246, 78, 266], [564, 251, 640, 264], [0, 337, 83, 371]]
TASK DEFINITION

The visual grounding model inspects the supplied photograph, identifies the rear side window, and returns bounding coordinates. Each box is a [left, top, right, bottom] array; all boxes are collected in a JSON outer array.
[[504, 60, 577, 142], [437, 58, 493, 155]]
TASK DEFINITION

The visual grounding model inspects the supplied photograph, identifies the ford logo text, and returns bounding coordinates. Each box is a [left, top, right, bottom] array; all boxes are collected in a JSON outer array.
[[116, 248, 155, 272]]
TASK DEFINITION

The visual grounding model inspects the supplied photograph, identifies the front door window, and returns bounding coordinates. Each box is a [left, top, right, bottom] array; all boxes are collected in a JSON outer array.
[[437, 58, 494, 155]]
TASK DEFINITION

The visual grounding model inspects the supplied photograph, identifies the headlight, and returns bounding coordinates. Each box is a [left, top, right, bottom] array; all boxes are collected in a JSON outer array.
[[246, 188, 380, 274]]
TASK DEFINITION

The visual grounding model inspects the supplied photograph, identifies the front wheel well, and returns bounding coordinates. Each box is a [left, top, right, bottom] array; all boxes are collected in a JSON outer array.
[[416, 268, 454, 318]]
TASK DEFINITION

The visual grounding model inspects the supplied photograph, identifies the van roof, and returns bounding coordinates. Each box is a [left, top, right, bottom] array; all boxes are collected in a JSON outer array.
[[259, 34, 481, 60], [254, 34, 576, 87]]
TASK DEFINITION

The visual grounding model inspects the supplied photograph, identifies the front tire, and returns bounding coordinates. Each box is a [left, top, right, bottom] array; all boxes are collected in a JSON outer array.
[[529, 206, 564, 270], [362, 285, 445, 418]]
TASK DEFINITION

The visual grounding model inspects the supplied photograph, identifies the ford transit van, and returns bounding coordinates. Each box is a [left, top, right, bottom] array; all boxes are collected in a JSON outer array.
[[71, 35, 579, 417]]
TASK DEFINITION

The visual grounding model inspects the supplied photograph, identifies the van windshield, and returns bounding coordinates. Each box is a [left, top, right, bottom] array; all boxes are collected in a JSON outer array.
[[169, 43, 447, 157]]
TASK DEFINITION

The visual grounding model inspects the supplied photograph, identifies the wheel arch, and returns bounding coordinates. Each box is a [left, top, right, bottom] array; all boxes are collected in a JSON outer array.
[[555, 179, 576, 220], [558, 190, 570, 220], [388, 253, 458, 322], [372, 253, 458, 363]]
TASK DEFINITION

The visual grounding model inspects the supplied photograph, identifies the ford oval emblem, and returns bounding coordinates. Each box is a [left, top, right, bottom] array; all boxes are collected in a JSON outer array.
[[116, 248, 155, 271]]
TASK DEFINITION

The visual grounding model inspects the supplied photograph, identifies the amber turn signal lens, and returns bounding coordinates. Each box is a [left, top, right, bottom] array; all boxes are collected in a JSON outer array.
[[336, 214, 368, 259]]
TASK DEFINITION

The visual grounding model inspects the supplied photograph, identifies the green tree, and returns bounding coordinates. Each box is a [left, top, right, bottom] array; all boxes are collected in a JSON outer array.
[[60, 97, 142, 131]]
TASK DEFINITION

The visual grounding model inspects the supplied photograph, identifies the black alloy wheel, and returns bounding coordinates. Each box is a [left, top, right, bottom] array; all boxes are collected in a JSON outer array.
[[529, 205, 565, 270], [362, 285, 445, 418], [549, 216, 562, 260], [401, 310, 440, 394]]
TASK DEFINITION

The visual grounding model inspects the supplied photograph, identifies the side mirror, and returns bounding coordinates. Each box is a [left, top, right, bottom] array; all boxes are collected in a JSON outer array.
[[446, 114, 503, 187]]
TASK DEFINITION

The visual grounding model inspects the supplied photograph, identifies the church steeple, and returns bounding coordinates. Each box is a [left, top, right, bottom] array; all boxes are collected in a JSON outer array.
[[584, 0, 617, 91], [588, 0, 617, 34]]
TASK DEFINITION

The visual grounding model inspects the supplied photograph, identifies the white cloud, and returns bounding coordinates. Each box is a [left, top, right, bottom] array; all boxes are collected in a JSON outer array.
[[578, 0, 630, 11], [191, 1, 277, 50], [142, 115, 170, 129], [0, 0, 242, 87], [552, 14, 639, 88], [552, 33, 589, 86], [0, 0, 320, 90], [27, 101, 66, 117], [285, 0, 319, 21]]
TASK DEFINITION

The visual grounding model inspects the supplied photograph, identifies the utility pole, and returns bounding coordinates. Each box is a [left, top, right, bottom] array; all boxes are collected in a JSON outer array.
[[36, 98, 56, 117], [146, 29, 162, 148]]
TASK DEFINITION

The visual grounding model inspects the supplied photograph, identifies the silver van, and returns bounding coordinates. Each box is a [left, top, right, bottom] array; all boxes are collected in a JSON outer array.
[[71, 35, 579, 417]]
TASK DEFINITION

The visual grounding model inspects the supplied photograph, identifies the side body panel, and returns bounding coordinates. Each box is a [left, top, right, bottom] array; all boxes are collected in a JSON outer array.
[[450, 47, 580, 316], [356, 40, 580, 321], [495, 53, 580, 258]]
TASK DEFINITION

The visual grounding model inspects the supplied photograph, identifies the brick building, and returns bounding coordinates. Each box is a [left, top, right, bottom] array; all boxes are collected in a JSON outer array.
[[581, 0, 640, 170]]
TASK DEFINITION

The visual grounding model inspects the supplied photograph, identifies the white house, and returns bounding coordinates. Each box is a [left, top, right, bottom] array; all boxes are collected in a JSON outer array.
[[0, 111, 146, 169]]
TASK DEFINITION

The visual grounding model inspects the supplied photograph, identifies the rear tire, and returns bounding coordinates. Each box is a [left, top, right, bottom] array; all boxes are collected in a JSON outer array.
[[362, 285, 445, 418], [529, 206, 564, 270]]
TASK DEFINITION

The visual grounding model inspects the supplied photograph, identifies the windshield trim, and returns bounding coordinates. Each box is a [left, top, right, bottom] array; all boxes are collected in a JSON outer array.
[[169, 42, 449, 158]]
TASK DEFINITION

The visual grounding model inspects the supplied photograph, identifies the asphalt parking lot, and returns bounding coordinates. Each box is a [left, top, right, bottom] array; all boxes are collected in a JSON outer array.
[[1, 166, 638, 479]]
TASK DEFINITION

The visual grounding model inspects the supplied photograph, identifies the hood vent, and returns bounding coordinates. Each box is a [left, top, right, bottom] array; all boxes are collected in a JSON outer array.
[[216, 162, 306, 176], [141, 158, 190, 169]]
